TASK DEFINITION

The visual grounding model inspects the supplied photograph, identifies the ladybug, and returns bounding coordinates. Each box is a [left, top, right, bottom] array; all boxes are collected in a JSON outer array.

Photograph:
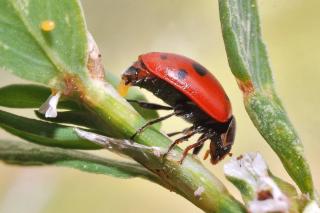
[[119, 52, 236, 164]]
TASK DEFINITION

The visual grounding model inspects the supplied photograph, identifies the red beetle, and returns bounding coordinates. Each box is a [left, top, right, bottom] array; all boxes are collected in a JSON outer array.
[[119, 52, 236, 164]]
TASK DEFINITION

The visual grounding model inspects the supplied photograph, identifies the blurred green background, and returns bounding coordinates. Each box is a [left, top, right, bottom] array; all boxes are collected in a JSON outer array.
[[0, 0, 319, 212]]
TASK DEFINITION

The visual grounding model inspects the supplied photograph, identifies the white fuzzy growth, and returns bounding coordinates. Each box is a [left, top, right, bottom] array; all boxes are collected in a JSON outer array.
[[303, 201, 320, 213], [224, 153, 289, 213], [248, 176, 289, 213], [38, 91, 61, 118], [224, 152, 268, 187], [194, 186, 205, 199]]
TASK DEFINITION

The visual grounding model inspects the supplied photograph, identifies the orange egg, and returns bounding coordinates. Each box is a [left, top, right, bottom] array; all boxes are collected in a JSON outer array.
[[40, 20, 55, 32]]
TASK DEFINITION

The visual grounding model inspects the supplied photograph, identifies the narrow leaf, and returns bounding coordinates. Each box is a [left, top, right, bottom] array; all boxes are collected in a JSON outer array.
[[0, 84, 80, 109], [0, 82, 159, 128], [0, 109, 100, 149], [218, 0, 272, 88], [0, 0, 88, 84], [0, 140, 156, 180], [34, 110, 97, 129], [219, 0, 315, 197], [0, 82, 159, 131]]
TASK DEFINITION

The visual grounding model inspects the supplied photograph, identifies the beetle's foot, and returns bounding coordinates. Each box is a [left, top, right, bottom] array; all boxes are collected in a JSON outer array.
[[162, 137, 185, 160], [162, 149, 171, 161], [178, 154, 187, 165], [130, 133, 137, 140], [130, 128, 143, 139]]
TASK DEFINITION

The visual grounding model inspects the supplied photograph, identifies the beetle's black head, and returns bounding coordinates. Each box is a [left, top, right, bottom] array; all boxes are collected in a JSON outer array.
[[122, 65, 140, 85], [210, 116, 236, 164], [122, 60, 151, 86]]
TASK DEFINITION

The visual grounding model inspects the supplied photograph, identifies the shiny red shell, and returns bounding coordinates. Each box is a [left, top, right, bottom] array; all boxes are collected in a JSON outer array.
[[139, 52, 232, 123]]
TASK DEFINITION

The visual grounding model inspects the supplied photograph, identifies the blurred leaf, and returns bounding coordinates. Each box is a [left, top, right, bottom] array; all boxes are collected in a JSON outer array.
[[0, 0, 88, 84], [0, 140, 157, 180], [0, 109, 100, 149], [219, 0, 315, 197], [0, 84, 80, 109]]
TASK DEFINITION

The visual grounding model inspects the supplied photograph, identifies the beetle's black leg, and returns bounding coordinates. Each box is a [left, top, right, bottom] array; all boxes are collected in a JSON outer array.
[[179, 134, 209, 164], [131, 112, 176, 139], [127, 99, 173, 110], [167, 127, 191, 137], [163, 126, 197, 158], [221, 116, 236, 148], [192, 133, 207, 155], [167, 131, 183, 137]]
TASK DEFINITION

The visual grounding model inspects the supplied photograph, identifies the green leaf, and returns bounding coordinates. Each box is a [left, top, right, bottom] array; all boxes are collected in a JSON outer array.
[[34, 110, 98, 129], [219, 0, 316, 197], [226, 176, 254, 203], [0, 80, 159, 128], [218, 0, 272, 88], [0, 140, 157, 180], [0, 82, 159, 131], [0, 82, 160, 130], [0, 84, 80, 109], [0, 109, 100, 149], [0, 0, 88, 84]]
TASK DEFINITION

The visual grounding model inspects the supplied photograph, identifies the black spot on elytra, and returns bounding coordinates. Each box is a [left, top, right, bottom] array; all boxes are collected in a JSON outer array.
[[160, 54, 168, 60], [177, 69, 188, 80], [192, 63, 207, 76]]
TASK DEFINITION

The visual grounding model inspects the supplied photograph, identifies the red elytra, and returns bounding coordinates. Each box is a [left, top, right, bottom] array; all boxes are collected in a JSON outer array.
[[120, 52, 236, 164], [139, 52, 232, 123]]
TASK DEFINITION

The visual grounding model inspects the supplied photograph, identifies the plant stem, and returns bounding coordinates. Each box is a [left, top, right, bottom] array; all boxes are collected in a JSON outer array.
[[79, 79, 245, 213]]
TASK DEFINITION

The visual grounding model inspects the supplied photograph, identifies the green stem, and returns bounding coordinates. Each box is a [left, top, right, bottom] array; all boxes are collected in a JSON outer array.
[[79, 79, 245, 213]]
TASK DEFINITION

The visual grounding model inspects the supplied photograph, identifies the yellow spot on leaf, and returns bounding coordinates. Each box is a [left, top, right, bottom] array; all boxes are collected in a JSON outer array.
[[40, 20, 55, 32]]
